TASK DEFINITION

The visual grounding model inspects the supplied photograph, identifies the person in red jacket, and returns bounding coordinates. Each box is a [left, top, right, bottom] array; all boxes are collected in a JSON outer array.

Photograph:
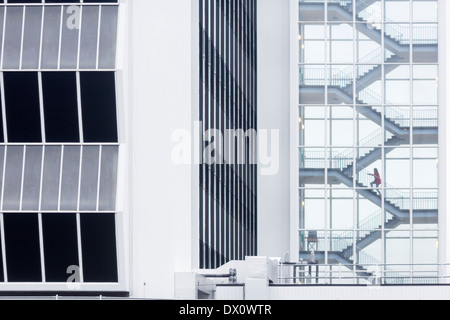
[[369, 168, 381, 195]]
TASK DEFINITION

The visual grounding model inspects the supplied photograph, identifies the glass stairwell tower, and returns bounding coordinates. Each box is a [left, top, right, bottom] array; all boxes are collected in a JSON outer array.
[[298, 0, 439, 284]]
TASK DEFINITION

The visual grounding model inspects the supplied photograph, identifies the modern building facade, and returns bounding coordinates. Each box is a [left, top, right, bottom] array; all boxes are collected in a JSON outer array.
[[258, 0, 448, 289], [0, 0, 122, 292], [0, 0, 447, 300], [0, 0, 258, 298], [297, 0, 439, 283]]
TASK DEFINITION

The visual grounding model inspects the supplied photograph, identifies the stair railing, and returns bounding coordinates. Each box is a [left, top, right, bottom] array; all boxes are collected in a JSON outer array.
[[299, 0, 438, 45]]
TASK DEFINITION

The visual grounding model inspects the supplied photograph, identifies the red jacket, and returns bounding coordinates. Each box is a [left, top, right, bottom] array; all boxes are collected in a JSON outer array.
[[374, 172, 381, 185]]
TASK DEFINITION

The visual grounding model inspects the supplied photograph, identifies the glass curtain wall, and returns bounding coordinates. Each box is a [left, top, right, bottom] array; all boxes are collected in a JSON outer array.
[[0, 1, 120, 285], [298, 0, 439, 284]]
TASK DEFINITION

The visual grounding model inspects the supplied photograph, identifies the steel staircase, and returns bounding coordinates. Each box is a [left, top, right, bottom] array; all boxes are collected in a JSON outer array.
[[299, 71, 438, 142], [298, 0, 438, 283], [299, 0, 438, 61]]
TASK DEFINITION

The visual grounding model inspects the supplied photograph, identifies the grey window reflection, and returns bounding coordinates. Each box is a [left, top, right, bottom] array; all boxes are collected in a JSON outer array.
[[60, 5, 79, 69], [79, 146, 99, 211], [60, 146, 80, 211], [99, 146, 118, 211], [3, 6, 23, 69], [98, 6, 118, 69], [22, 6, 43, 69], [0, 8, 6, 66], [41, 146, 62, 211], [22, 146, 42, 211], [41, 6, 62, 69], [3, 146, 24, 211], [79, 6, 99, 69]]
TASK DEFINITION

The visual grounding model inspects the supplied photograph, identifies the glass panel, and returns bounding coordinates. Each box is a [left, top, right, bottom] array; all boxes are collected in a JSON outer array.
[[299, 24, 325, 64], [413, 1, 438, 23], [98, 6, 118, 69], [4, 213, 42, 282], [22, 146, 42, 211], [41, 6, 62, 69], [412, 230, 438, 284], [356, 196, 383, 230], [80, 72, 118, 142], [0, 8, 5, 66], [79, 5, 99, 69], [413, 148, 438, 189], [385, 230, 411, 284], [80, 213, 118, 282], [22, 6, 42, 69], [302, 188, 326, 230], [79, 146, 99, 211], [3, 6, 23, 69], [60, 146, 80, 211], [60, 5, 80, 69], [3, 146, 24, 211], [329, 189, 353, 230], [42, 213, 79, 282], [99, 146, 118, 211], [4, 72, 42, 143], [41, 146, 62, 211], [42, 72, 80, 143], [299, 2, 323, 22]]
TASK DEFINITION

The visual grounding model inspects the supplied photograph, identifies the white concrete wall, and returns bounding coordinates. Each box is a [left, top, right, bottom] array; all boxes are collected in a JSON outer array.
[[215, 286, 245, 300], [257, 0, 294, 260], [128, 0, 198, 299]]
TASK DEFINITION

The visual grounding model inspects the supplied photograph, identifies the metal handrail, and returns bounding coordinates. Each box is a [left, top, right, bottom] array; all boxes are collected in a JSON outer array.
[[300, 153, 438, 210], [278, 261, 447, 284], [299, 0, 438, 45], [300, 67, 438, 127]]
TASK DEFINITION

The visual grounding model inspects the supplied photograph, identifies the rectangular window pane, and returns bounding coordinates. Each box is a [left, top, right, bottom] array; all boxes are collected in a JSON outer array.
[[60, 146, 80, 211], [79, 5, 99, 69], [80, 213, 118, 282], [41, 6, 61, 69], [98, 6, 118, 69], [42, 213, 79, 282], [22, 6, 42, 69], [0, 8, 5, 67], [80, 72, 118, 142], [4, 72, 42, 143], [79, 146, 99, 211], [41, 146, 62, 211], [3, 6, 23, 69], [60, 5, 80, 69], [99, 146, 118, 211], [42, 72, 80, 143], [3, 146, 24, 211], [4, 213, 42, 282], [22, 146, 42, 211]]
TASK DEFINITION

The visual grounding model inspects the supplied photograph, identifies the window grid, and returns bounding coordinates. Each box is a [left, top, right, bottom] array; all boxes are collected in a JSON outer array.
[[298, 0, 439, 284], [0, 3, 118, 71], [0, 1, 120, 286]]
